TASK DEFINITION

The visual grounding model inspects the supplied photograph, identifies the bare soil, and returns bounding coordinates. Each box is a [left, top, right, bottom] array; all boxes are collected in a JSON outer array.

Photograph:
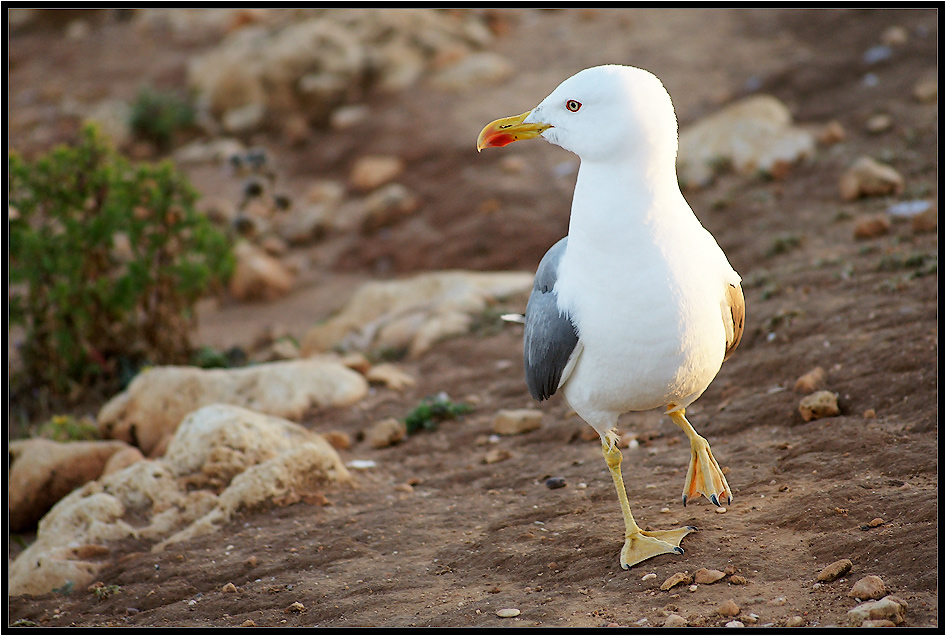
[[8, 8, 940, 628]]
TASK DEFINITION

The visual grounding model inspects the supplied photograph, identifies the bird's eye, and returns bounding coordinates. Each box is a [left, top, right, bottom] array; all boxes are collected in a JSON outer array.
[[566, 99, 582, 112]]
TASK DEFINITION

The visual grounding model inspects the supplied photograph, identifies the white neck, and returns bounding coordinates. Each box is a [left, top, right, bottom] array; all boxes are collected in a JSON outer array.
[[566, 154, 689, 254]]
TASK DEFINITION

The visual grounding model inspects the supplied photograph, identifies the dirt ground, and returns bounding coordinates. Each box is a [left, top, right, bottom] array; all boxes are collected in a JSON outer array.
[[7, 8, 940, 628]]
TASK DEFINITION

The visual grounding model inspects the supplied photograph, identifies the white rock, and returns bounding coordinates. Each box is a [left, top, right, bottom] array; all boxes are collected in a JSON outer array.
[[496, 608, 520, 618], [847, 595, 908, 625], [493, 409, 543, 436], [664, 614, 687, 627], [839, 156, 904, 201], [98, 358, 368, 456], [229, 241, 296, 301], [300, 270, 534, 357], [11, 404, 349, 596], [678, 95, 815, 187]]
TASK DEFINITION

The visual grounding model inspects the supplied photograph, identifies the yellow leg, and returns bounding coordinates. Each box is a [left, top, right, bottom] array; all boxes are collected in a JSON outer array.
[[602, 439, 696, 569], [667, 408, 732, 507]]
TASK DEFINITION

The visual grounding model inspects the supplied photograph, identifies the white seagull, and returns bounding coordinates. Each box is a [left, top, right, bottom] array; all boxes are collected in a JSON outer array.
[[477, 65, 745, 569]]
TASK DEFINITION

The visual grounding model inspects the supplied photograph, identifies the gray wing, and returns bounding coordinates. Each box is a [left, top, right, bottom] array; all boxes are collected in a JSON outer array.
[[524, 237, 580, 401]]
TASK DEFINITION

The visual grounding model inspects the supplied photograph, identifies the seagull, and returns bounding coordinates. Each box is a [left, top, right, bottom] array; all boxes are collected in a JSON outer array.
[[477, 65, 745, 569]]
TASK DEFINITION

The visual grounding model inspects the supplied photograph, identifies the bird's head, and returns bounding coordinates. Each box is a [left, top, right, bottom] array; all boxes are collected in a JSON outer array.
[[477, 65, 678, 165]]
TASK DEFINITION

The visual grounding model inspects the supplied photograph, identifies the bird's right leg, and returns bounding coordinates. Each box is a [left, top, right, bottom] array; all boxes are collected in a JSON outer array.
[[601, 434, 695, 569]]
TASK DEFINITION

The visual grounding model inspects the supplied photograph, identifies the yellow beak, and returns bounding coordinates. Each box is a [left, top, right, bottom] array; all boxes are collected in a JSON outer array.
[[476, 110, 552, 152]]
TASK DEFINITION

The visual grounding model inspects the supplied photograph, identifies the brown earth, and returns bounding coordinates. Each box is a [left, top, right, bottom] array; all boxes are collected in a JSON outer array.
[[7, 8, 940, 628]]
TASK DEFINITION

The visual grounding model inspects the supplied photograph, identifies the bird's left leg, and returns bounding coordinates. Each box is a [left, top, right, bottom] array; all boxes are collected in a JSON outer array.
[[667, 407, 731, 507], [601, 434, 695, 569]]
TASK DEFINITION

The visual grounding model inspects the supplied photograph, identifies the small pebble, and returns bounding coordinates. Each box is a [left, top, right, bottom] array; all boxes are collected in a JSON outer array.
[[865, 113, 893, 134], [862, 409, 876, 419], [241, 619, 257, 627], [817, 558, 852, 582], [664, 614, 688, 628], [868, 517, 884, 527], [718, 599, 740, 616], [285, 602, 305, 613], [660, 571, 693, 591], [793, 366, 826, 393], [245, 555, 258, 568], [725, 620, 745, 628], [641, 573, 657, 581], [799, 390, 841, 422], [729, 575, 748, 585], [849, 575, 886, 600], [715, 507, 727, 514], [688, 584, 698, 592], [660, 507, 671, 514], [768, 596, 787, 606], [785, 615, 806, 627], [694, 568, 726, 584], [483, 448, 511, 464], [496, 608, 520, 618], [222, 583, 237, 593], [854, 215, 891, 240], [545, 477, 567, 490]]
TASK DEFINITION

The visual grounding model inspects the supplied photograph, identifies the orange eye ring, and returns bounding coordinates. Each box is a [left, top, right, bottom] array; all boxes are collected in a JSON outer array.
[[566, 99, 582, 112]]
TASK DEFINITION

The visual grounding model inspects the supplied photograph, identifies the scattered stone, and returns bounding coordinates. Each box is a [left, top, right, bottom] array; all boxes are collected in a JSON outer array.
[[300, 271, 533, 358], [913, 77, 937, 103], [660, 572, 693, 591], [718, 599, 740, 617], [241, 619, 257, 627], [322, 431, 352, 451], [245, 556, 259, 568], [346, 459, 376, 470], [286, 601, 305, 613], [817, 558, 853, 582], [881, 25, 909, 46], [868, 517, 885, 528], [483, 448, 511, 464], [849, 575, 886, 600], [785, 615, 806, 627], [349, 155, 405, 192], [222, 582, 237, 593], [678, 94, 815, 188], [715, 506, 728, 514], [8, 439, 135, 532], [862, 44, 892, 65], [274, 204, 332, 246], [359, 183, 420, 234], [725, 620, 745, 628], [839, 156, 904, 201], [816, 120, 845, 145], [365, 363, 416, 391], [664, 614, 688, 628], [493, 409, 543, 436], [98, 358, 368, 456], [768, 596, 787, 606], [853, 215, 891, 240], [688, 584, 698, 592], [865, 113, 893, 134], [545, 477, 567, 490], [799, 390, 840, 422], [330, 104, 370, 130], [847, 595, 908, 625], [793, 366, 827, 393], [694, 568, 726, 584], [862, 619, 897, 627], [366, 418, 407, 449], [641, 573, 657, 581], [862, 409, 877, 419], [496, 608, 520, 618], [229, 241, 295, 301], [911, 209, 937, 234], [729, 575, 748, 585]]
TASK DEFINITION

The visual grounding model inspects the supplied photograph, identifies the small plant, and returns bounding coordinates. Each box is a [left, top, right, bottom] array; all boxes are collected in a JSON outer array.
[[765, 232, 803, 258], [88, 582, 122, 600], [403, 392, 474, 434], [9, 124, 234, 397], [129, 86, 195, 150], [37, 414, 100, 442]]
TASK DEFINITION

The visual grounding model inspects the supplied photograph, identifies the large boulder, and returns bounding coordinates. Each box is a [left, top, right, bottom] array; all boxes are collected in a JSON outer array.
[[677, 94, 816, 188], [8, 438, 135, 532], [9, 404, 351, 597], [97, 357, 368, 456], [300, 270, 533, 357]]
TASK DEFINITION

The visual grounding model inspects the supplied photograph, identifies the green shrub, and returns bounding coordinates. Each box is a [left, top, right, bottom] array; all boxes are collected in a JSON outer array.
[[9, 124, 233, 396], [129, 86, 195, 150], [403, 393, 474, 434]]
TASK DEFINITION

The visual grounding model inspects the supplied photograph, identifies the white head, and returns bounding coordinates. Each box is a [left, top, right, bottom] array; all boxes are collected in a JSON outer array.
[[478, 65, 679, 167]]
